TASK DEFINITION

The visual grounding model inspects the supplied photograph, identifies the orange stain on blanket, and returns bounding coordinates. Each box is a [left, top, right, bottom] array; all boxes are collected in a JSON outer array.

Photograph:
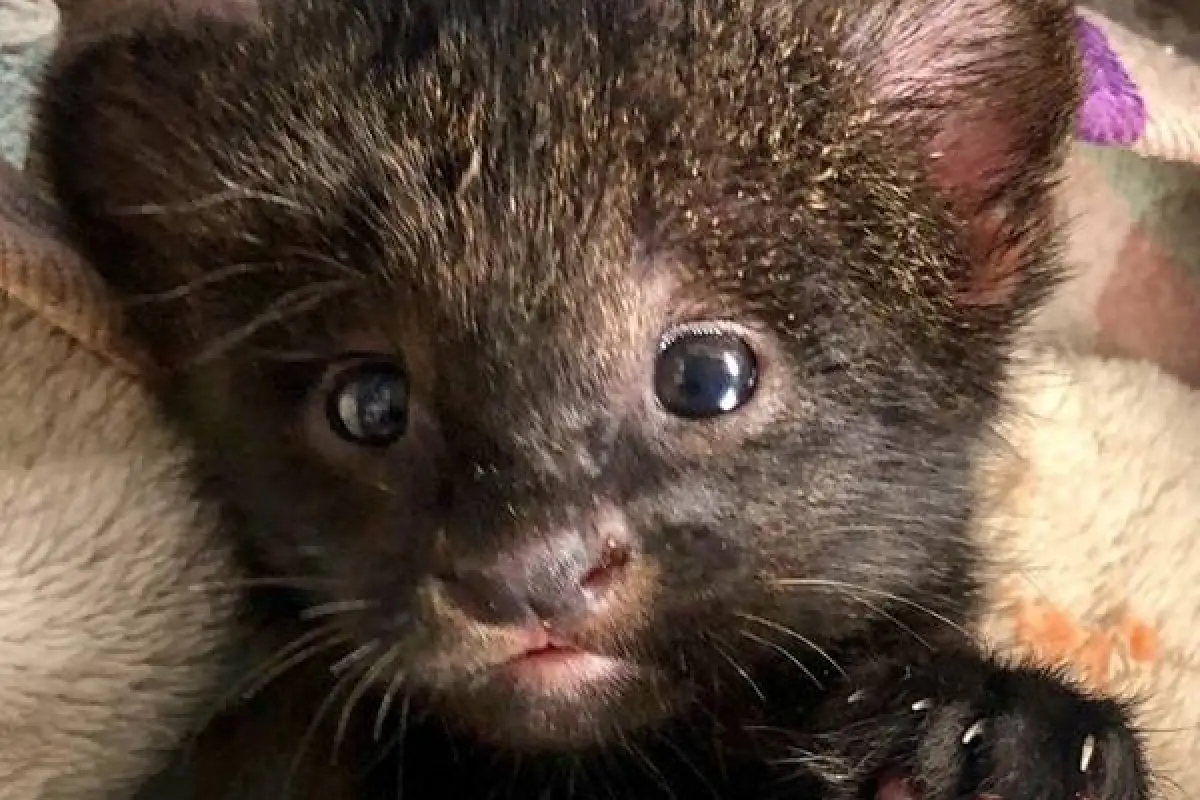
[[1008, 596, 1160, 690]]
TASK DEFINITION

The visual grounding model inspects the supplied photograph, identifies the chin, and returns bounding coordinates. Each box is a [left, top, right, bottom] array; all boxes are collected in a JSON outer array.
[[435, 654, 679, 752]]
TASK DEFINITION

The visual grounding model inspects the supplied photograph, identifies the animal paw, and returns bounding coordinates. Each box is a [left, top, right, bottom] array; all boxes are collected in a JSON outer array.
[[810, 652, 1149, 800]]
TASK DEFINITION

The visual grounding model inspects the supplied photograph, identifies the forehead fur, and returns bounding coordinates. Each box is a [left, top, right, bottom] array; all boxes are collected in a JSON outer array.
[[49, 2, 941, 284], [39, 0, 1077, 393]]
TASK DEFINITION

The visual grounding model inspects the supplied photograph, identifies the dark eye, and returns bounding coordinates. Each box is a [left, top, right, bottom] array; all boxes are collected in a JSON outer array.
[[325, 360, 409, 446], [654, 326, 759, 419]]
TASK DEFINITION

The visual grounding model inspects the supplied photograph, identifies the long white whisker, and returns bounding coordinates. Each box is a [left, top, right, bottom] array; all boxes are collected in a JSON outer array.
[[734, 612, 846, 677], [218, 624, 347, 708], [838, 592, 932, 650], [300, 599, 373, 621], [706, 634, 765, 703], [625, 742, 678, 800], [394, 692, 412, 798], [772, 578, 970, 638], [331, 640, 380, 676], [333, 645, 395, 760], [374, 660, 409, 742], [184, 574, 338, 593], [736, 628, 824, 690], [650, 730, 722, 800], [284, 666, 362, 791], [237, 632, 352, 703]]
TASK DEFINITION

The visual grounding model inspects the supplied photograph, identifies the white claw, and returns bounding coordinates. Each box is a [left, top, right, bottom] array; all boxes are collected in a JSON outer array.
[[847, 689, 866, 704], [911, 699, 933, 712], [961, 719, 986, 746], [1080, 734, 1097, 773]]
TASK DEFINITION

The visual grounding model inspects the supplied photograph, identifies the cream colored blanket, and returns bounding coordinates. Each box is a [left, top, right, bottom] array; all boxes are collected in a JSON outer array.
[[0, 159, 237, 798], [977, 9, 1200, 795]]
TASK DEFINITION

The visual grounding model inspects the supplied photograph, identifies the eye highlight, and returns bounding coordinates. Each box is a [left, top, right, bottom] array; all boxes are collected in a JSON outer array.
[[654, 325, 759, 419], [325, 359, 409, 446]]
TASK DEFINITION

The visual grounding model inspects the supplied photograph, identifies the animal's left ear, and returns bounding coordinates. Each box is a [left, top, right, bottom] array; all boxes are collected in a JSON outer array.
[[837, 0, 1082, 306]]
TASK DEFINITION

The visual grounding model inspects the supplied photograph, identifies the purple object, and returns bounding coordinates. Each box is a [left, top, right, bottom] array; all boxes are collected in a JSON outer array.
[[1076, 17, 1147, 146]]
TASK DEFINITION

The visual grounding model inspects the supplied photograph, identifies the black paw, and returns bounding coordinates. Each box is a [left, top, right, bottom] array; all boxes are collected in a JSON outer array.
[[808, 652, 1149, 800]]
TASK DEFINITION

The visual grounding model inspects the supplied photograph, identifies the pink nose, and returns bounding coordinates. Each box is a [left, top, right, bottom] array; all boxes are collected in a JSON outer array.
[[440, 526, 634, 627]]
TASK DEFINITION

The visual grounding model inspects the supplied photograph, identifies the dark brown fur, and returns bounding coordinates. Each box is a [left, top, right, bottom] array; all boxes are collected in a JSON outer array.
[[37, 0, 1150, 798]]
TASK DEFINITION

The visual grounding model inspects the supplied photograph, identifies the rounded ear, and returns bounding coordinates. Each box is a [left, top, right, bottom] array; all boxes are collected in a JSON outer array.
[[34, 4, 275, 370], [36, 24, 230, 292], [833, 0, 1082, 306]]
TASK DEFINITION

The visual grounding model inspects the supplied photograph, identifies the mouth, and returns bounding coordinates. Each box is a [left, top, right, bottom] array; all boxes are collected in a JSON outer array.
[[499, 629, 630, 696], [429, 627, 674, 750]]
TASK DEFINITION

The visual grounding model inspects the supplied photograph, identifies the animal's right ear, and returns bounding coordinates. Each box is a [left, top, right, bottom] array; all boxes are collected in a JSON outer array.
[[827, 0, 1081, 311], [35, 0, 269, 368]]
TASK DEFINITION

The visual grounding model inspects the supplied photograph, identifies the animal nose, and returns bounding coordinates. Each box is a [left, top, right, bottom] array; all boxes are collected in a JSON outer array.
[[441, 521, 634, 627]]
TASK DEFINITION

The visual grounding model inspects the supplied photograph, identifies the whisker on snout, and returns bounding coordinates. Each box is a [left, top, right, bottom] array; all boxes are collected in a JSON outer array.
[[301, 598, 375, 621], [285, 663, 367, 791], [230, 625, 352, 702], [770, 578, 971, 639], [374, 662, 410, 743], [735, 628, 825, 690], [703, 632, 766, 703], [734, 612, 847, 679], [334, 643, 400, 759]]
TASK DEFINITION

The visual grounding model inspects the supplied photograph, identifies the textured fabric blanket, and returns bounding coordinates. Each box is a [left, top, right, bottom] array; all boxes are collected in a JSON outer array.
[[0, 1, 1197, 798], [971, 8, 1200, 795], [0, 155, 237, 797], [0, 10, 238, 798], [1037, 8, 1200, 385]]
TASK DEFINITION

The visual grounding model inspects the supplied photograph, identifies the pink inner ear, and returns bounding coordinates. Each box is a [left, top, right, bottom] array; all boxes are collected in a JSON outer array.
[[927, 120, 1019, 213], [928, 121, 1029, 307], [840, 0, 1065, 307]]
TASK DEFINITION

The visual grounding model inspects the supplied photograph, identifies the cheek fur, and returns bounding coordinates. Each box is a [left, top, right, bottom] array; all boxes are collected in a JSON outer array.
[[631, 411, 983, 637]]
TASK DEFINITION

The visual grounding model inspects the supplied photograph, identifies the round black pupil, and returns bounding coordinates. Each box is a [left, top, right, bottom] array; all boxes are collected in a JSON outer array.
[[657, 333, 757, 418]]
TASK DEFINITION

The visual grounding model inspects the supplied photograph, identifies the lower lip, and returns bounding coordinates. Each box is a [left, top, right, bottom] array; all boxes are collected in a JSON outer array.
[[503, 647, 626, 693]]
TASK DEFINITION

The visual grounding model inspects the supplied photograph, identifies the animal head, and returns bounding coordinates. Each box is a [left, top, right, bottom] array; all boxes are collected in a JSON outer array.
[[39, 0, 1080, 751]]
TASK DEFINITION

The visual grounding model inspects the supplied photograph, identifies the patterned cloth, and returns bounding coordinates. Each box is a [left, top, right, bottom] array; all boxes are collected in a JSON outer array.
[[0, 0, 56, 168], [984, 9, 1200, 794], [1032, 9, 1200, 390], [1076, 7, 1200, 161], [1077, 16, 1148, 147]]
